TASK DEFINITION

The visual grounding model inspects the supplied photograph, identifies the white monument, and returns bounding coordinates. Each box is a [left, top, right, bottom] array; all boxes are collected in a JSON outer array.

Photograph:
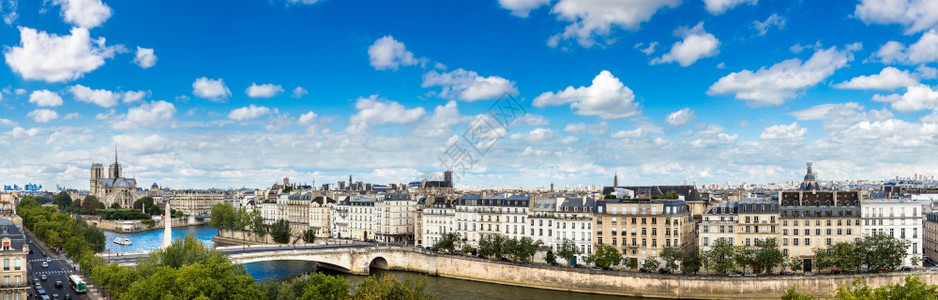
[[160, 200, 172, 249]]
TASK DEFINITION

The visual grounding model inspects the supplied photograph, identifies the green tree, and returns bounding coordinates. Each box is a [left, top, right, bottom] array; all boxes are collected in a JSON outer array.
[[512, 237, 542, 262], [350, 274, 437, 300], [813, 247, 834, 273], [431, 232, 460, 253], [477, 234, 507, 259], [706, 238, 736, 275], [789, 256, 803, 273], [91, 263, 141, 299], [642, 256, 660, 271], [544, 250, 557, 265], [126, 256, 264, 299], [210, 203, 236, 229], [555, 239, 581, 265], [755, 238, 785, 274], [251, 209, 267, 238], [828, 241, 859, 271], [301, 273, 351, 300], [734, 246, 757, 272], [660, 247, 682, 272], [138, 233, 225, 270], [833, 276, 938, 300], [80, 196, 105, 214], [625, 257, 639, 270], [53, 191, 72, 210], [856, 233, 909, 271], [591, 244, 622, 268], [680, 249, 702, 275], [781, 287, 817, 300], [133, 197, 158, 215], [271, 219, 292, 244], [303, 229, 317, 244], [461, 244, 475, 255]]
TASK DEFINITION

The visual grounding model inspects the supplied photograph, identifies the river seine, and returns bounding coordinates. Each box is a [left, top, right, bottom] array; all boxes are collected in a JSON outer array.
[[103, 225, 638, 299]]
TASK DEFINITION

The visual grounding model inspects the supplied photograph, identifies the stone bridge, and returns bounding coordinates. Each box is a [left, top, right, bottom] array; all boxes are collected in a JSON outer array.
[[99, 244, 401, 275]]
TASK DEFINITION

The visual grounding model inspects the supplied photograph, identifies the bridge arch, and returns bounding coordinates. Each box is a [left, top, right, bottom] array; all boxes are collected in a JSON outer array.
[[369, 256, 388, 273]]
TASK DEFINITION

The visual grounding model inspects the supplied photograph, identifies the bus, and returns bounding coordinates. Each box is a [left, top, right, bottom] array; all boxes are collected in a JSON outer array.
[[67, 275, 86, 294]]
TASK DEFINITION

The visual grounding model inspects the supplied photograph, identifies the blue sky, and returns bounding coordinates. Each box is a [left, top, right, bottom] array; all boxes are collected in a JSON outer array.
[[1, 0, 938, 189]]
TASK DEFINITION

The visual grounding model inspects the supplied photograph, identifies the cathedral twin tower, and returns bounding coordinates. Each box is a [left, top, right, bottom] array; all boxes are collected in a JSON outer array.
[[89, 148, 138, 208]]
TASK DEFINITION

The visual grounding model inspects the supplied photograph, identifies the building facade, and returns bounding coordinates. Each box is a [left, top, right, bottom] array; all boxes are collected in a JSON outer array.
[[925, 212, 938, 262], [594, 199, 695, 266], [89, 150, 138, 208], [168, 189, 225, 216], [0, 219, 27, 300], [779, 190, 861, 271], [862, 199, 923, 267], [699, 201, 739, 252], [374, 193, 416, 243]]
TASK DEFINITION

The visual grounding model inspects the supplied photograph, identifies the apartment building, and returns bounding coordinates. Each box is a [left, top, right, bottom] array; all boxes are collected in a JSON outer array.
[[453, 194, 530, 247], [374, 193, 416, 243], [529, 198, 557, 249], [348, 195, 377, 241], [594, 198, 695, 266], [422, 199, 455, 247], [735, 199, 780, 248], [330, 198, 350, 239], [554, 197, 596, 256], [779, 190, 861, 271], [862, 199, 923, 266], [699, 201, 738, 252], [925, 212, 938, 262], [308, 195, 335, 237], [168, 189, 225, 216], [0, 219, 27, 300]]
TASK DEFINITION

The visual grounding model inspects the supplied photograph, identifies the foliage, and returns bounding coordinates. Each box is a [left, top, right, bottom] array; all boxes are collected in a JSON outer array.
[[781, 287, 817, 300], [544, 250, 557, 265], [603, 194, 616, 199], [590, 244, 621, 268], [705, 238, 736, 275], [651, 191, 680, 200], [77, 196, 106, 214], [680, 249, 702, 274], [555, 239, 581, 265], [625, 257, 639, 270], [142, 219, 155, 228], [138, 233, 225, 270], [660, 247, 682, 272], [642, 256, 660, 270], [251, 209, 267, 237], [510, 237, 542, 262], [17, 196, 106, 256], [789, 256, 803, 273], [91, 262, 141, 299], [754, 238, 785, 274], [96, 208, 151, 220], [109, 202, 121, 209], [461, 244, 475, 256], [835, 276, 938, 300], [124, 256, 264, 299], [133, 197, 160, 215], [856, 233, 909, 271], [53, 191, 72, 210], [477, 234, 507, 258], [734, 246, 757, 272], [475, 234, 541, 262], [303, 229, 317, 244], [271, 219, 292, 244], [431, 232, 460, 253], [813, 247, 833, 272], [351, 274, 437, 300]]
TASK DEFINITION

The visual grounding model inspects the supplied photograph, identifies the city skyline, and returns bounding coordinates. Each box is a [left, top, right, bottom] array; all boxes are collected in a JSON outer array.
[[3, 1, 938, 189]]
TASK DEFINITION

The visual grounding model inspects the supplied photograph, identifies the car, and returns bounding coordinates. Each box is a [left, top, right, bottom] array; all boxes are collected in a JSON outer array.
[[928, 266, 938, 272], [64, 294, 71, 300], [550, 262, 560, 267], [499, 257, 511, 262], [831, 268, 842, 274], [41, 252, 46, 257], [29, 249, 33, 254], [453, 250, 463, 255], [52, 294, 59, 300], [743, 272, 756, 277], [658, 268, 672, 274], [601, 266, 613, 271], [34, 282, 41, 290], [900, 266, 913, 271], [728, 272, 742, 277], [590, 266, 602, 271], [573, 264, 584, 268], [779, 271, 793, 275], [46, 257, 52, 262], [41, 296, 50, 300], [40, 275, 47, 281], [41, 262, 48, 268], [639, 268, 649, 273], [55, 281, 62, 288], [804, 271, 814, 276], [37, 288, 46, 295]]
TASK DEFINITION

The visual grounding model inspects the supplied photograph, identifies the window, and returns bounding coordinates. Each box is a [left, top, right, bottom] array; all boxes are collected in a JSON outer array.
[[793, 238, 799, 246], [805, 238, 811, 246], [13, 259, 19, 271], [2, 259, 7, 271]]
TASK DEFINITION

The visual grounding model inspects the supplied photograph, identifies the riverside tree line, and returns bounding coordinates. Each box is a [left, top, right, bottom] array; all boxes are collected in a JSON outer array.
[[18, 196, 436, 299]]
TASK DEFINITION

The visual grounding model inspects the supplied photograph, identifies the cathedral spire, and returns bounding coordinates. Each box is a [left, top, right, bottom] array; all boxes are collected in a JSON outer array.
[[114, 145, 118, 165]]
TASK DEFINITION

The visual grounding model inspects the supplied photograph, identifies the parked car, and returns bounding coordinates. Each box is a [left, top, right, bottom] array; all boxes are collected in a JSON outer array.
[[590, 266, 602, 271], [37, 288, 46, 296], [639, 268, 649, 273], [453, 250, 463, 256], [573, 264, 584, 268], [743, 272, 756, 277], [658, 268, 672, 274], [804, 271, 814, 276], [831, 268, 842, 274], [499, 257, 511, 262], [52, 294, 59, 300], [900, 266, 913, 271], [927, 266, 938, 272], [601, 266, 612, 271], [779, 271, 793, 275], [728, 272, 742, 277]]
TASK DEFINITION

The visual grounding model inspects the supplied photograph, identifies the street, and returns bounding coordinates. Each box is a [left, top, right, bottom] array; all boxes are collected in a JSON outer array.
[[26, 238, 85, 300]]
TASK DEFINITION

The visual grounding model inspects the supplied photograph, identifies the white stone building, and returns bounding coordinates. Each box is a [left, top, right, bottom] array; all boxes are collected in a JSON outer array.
[[374, 193, 417, 243], [422, 200, 455, 247], [862, 199, 923, 267]]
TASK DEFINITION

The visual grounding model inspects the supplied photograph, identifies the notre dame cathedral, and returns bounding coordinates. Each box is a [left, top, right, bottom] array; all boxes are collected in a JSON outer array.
[[90, 149, 138, 208]]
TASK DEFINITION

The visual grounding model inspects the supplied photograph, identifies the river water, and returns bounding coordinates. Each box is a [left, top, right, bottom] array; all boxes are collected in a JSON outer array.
[[105, 225, 639, 299]]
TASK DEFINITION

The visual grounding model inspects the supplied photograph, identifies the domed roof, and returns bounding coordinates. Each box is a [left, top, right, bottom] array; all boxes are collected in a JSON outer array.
[[151, 182, 159, 188], [803, 173, 816, 181]]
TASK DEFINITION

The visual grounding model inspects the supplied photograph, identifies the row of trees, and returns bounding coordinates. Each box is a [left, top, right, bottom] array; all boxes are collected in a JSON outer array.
[[258, 272, 437, 300], [210, 203, 297, 244], [812, 233, 911, 272], [704, 238, 786, 274], [430, 233, 543, 263], [783, 276, 938, 300], [17, 196, 107, 271]]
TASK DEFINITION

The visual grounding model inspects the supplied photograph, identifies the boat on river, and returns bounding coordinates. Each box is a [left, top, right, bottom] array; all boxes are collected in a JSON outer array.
[[113, 237, 132, 246]]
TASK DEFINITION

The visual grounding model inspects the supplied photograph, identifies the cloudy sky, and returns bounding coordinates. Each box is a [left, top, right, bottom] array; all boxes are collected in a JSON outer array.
[[1, 0, 937, 190]]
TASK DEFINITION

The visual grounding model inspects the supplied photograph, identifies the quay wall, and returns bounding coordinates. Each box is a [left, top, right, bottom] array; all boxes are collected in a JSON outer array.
[[371, 249, 937, 299]]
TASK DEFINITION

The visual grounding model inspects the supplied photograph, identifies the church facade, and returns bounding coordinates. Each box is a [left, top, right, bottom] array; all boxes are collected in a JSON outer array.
[[90, 150, 138, 208]]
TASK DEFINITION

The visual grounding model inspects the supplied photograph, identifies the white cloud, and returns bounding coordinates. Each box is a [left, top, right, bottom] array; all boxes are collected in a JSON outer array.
[[753, 13, 785, 36], [245, 83, 284, 98], [287, 0, 321, 5], [192, 77, 231, 101], [14, 89, 25, 95], [918, 65, 938, 79], [514, 114, 550, 126], [666, 108, 695, 127], [112, 101, 176, 130], [651, 22, 720, 67], [28, 90, 63, 107], [873, 84, 938, 112], [563, 121, 608, 135], [833, 67, 918, 90], [908, 29, 938, 64], [422, 68, 518, 101], [292, 86, 308, 99], [368, 36, 420, 71], [11, 127, 38, 138], [548, 0, 681, 48], [510, 128, 555, 142], [122, 90, 147, 103], [416, 100, 471, 137], [634, 42, 657, 55], [133, 47, 157, 68], [228, 105, 272, 121], [855, 0, 938, 34], [298, 111, 317, 125], [610, 128, 645, 139], [533, 70, 639, 119], [498, 0, 551, 17], [707, 45, 857, 106], [0, 119, 15, 127], [873, 41, 907, 64], [27, 109, 59, 123], [69, 84, 120, 107], [760, 122, 806, 140], [2, 0, 18, 25], [63, 112, 79, 120], [53, 0, 112, 28], [789, 102, 892, 132], [4, 27, 121, 83], [347, 95, 426, 133], [703, 0, 757, 15]]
